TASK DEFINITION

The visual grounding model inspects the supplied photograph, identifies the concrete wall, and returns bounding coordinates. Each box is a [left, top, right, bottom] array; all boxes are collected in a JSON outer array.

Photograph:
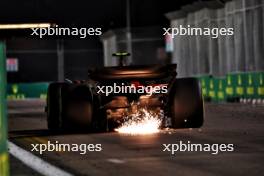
[[167, 0, 264, 77]]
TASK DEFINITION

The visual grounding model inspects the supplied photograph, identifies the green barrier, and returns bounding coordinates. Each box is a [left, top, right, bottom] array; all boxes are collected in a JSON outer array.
[[256, 72, 264, 98], [198, 72, 264, 101], [229, 72, 264, 99], [245, 73, 257, 99], [234, 73, 247, 98], [205, 77, 226, 102], [225, 73, 247, 99], [7, 82, 48, 100], [208, 78, 217, 102], [246, 72, 264, 99], [0, 42, 9, 175], [198, 75, 226, 102], [225, 72, 264, 100], [215, 77, 226, 102], [198, 75, 211, 101], [225, 74, 234, 98]]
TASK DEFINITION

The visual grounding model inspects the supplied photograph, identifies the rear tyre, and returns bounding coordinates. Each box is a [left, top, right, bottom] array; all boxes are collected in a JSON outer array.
[[64, 85, 94, 131], [168, 78, 204, 128], [47, 83, 66, 130]]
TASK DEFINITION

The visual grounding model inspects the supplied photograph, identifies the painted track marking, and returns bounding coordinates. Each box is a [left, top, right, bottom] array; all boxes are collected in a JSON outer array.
[[8, 141, 72, 176]]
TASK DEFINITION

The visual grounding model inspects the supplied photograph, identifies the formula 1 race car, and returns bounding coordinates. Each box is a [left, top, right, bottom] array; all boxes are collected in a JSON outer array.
[[46, 53, 204, 132]]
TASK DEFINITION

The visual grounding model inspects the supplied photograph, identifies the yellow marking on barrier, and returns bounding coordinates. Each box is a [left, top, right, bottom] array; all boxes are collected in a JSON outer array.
[[248, 75, 253, 85], [209, 91, 215, 98], [258, 87, 264, 95], [202, 88, 207, 96], [7, 94, 25, 100], [210, 80, 214, 89], [246, 87, 254, 95], [238, 75, 242, 85], [218, 92, 224, 99], [202, 79, 206, 87], [11, 84, 18, 94], [40, 94, 47, 99], [226, 87, 233, 95], [236, 87, 244, 95], [227, 76, 231, 85], [0, 152, 9, 176]]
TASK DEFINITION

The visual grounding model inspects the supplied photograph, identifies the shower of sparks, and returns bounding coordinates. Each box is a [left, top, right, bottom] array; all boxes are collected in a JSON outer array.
[[115, 108, 163, 135]]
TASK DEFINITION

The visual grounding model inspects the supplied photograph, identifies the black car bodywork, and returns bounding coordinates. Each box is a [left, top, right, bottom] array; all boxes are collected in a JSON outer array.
[[46, 54, 204, 132]]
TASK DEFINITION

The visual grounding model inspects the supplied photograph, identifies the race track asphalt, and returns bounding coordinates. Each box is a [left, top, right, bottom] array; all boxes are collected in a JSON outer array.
[[8, 99, 264, 176]]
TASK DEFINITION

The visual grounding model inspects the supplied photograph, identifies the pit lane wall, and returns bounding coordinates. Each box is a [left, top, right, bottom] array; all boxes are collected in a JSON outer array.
[[0, 42, 9, 176], [199, 72, 264, 102], [7, 82, 48, 100]]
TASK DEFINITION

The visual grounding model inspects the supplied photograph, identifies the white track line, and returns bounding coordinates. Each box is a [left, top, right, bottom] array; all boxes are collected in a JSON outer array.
[[8, 141, 73, 176], [106, 158, 126, 164]]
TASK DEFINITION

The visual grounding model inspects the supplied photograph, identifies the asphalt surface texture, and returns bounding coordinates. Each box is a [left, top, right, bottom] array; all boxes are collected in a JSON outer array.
[[8, 99, 264, 176]]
